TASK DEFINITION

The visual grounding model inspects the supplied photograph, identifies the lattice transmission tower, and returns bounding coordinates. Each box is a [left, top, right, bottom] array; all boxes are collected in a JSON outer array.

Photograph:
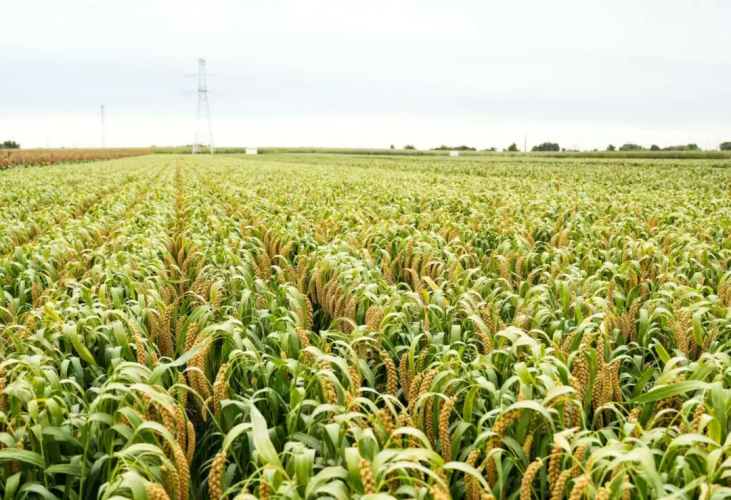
[[192, 59, 215, 154]]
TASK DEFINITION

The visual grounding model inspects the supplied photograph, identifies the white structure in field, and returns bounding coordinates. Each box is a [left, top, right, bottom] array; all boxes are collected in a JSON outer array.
[[450, 151, 459, 156], [246, 147, 258, 155]]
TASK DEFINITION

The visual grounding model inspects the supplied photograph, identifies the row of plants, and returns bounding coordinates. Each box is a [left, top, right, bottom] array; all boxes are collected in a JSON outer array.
[[0, 149, 151, 169], [1, 154, 730, 499]]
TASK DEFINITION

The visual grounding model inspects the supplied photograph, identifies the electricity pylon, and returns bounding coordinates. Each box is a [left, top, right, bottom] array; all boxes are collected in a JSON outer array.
[[192, 59, 215, 154]]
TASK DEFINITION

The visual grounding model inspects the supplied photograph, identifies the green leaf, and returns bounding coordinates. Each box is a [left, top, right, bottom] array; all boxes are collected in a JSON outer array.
[[118, 470, 148, 499], [692, 310, 704, 347], [222, 423, 253, 451], [514, 362, 534, 385], [46, 464, 83, 476], [668, 433, 719, 450], [653, 344, 670, 366], [148, 343, 204, 384], [17, 484, 59, 500], [64, 324, 97, 366], [294, 448, 315, 486], [304, 466, 349, 499], [444, 461, 491, 492], [3, 473, 20, 500], [631, 380, 711, 404], [116, 443, 166, 459], [688, 363, 713, 382], [505, 400, 554, 425], [43, 304, 61, 325], [631, 367, 656, 399], [250, 401, 284, 472], [0, 448, 46, 468]]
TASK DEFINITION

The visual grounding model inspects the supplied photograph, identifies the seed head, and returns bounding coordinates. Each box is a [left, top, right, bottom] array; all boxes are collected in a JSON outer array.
[[146, 483, 171, 500], [568, 475, 589, 500], [551, 469, 571, 500], [208, 452, 227, 500], [382, 351, 397, 396], [520, 458, 543, 500], [359, 458, 377, 494], [439, 398, 456, 461]]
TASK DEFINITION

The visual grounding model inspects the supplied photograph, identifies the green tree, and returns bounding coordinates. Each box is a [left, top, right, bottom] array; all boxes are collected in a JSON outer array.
[[662, 144, 701, 151], [531, 142, 560, 152], [619, 143, 644, 151], [720, 142, 731, 151], [607, 144, 616, 151], [432, 145, 475, 151], [0, 140, 20, 149], [650, 145, 660, 151], [507, 143, 519, 152], [404, 144, 416, 150]]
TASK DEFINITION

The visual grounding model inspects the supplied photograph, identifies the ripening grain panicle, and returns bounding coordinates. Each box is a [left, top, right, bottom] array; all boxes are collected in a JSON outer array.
[[520, 458, 543, 500], [208, 452, 226, 499]]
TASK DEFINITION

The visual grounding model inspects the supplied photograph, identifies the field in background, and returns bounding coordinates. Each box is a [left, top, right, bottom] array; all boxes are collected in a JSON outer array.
[[4, 147, 727, 166], [153, 145, 731, 159], [1, 153, 731, 499], [0, 148, 152, 169]]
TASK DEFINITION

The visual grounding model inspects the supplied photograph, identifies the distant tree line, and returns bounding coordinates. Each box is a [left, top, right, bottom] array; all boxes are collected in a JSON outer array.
[[392, 142, 731, 153], [431, 145, 477, 151], [658, 144, 699, 151], [0, 140, 20, 149], [426, 141, 731, 153], [532, 142, 560, 152], [614, 143, 701, 152]]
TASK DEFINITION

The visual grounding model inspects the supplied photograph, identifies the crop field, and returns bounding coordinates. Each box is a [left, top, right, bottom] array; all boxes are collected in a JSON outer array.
[[1, 153, 731, 500], [0, 149, 150, 169], [151, 147, 731, 160]]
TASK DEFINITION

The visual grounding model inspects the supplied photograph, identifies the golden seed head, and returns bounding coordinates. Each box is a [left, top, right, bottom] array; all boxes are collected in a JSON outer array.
[[359, 457, 377, 494], [382, 352, 397, 396], [551, 469, 572, 500], [520, 458, 543, 500], [146, 483, 171, 500], [208, 451, 227, 500], [568, 475, 589, 500], [439, 398, 456, 461]]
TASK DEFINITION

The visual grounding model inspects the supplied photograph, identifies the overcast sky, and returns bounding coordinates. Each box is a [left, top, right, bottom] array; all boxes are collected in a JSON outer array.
[[2, 0, 730, 150]]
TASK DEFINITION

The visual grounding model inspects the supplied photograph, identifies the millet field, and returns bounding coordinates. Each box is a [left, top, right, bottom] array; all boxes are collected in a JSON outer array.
[[1, 153, 731, 500]]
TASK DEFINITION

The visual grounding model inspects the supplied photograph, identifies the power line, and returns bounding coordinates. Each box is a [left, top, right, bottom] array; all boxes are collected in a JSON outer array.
[[192, 59, 215, 154]]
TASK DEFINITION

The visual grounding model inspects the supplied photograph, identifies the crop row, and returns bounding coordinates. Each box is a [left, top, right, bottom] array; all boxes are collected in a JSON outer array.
[[0, 154, 730, 500], [0, 149, 151, 169]]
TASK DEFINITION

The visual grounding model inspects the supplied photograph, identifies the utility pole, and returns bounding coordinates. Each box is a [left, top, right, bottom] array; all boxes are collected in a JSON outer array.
[[524, 134, 527, 153], [100, 105, 106, 148], [193, 59, 215, 154]]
